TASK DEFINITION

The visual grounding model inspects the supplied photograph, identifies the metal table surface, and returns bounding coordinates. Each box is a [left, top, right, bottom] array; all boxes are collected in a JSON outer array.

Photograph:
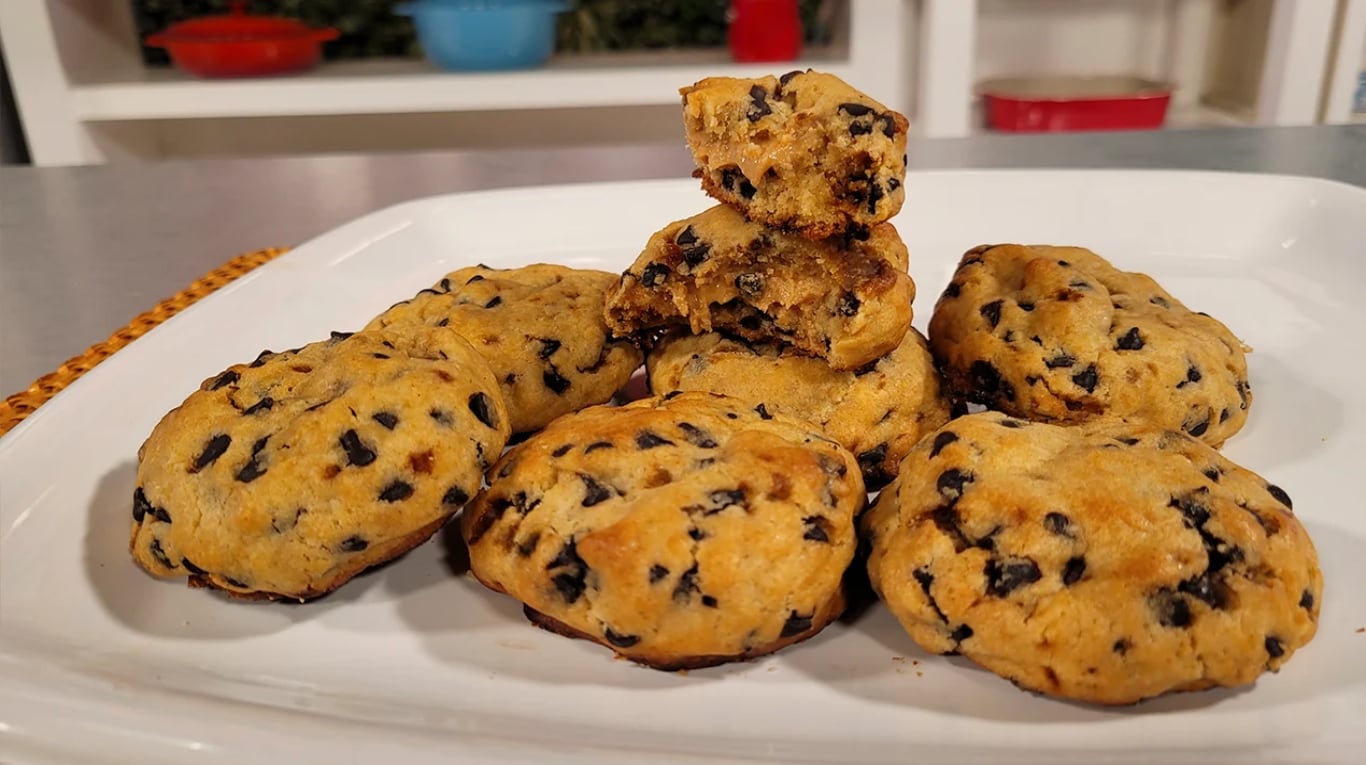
[[2, 125, 1364, 397]]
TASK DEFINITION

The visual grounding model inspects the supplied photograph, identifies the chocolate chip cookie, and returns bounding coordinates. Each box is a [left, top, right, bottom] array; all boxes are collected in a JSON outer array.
[[130, 327, 511, 600], [604, 203, 914, 371], [928, 244, 1252, 446], [682, 69, 908, 238], [646, 328, 950, 487], [366, 263, 642, 434], [863, 411, 1322, 705], [461, 391, 865, 670]]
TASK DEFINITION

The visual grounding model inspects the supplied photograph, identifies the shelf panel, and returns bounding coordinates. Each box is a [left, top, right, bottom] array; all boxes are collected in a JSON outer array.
[[69, 51, 852, 122]]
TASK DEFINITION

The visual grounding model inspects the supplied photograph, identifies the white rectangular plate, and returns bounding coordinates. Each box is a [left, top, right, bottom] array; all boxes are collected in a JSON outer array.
[[3, 172, 1365, 765]]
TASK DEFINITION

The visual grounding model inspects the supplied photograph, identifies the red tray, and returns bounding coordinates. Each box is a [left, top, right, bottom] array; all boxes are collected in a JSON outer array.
[[979, 76, 1173, 133]]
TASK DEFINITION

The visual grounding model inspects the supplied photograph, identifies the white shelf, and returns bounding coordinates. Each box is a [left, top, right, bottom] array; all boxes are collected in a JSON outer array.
[[69, 51, 857, 122], [1165, 103, 1253, 130]]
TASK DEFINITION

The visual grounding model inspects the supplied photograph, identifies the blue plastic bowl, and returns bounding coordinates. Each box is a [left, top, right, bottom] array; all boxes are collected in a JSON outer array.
[[397, 0, 568, 72]]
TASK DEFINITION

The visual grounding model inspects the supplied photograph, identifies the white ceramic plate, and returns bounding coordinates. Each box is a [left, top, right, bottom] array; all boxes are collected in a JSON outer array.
[[3, 173, 1364, 765]]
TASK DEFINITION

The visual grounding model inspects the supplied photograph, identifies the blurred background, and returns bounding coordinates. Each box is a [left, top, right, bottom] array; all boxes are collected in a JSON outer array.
[[1, 0, 1364, 167]]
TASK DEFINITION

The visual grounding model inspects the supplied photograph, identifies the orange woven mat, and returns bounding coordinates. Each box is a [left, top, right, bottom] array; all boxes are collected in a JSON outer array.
[[0, 247, 290, 437]]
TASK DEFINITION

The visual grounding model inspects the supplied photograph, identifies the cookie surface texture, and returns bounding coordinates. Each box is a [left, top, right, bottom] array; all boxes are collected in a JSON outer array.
[[604, 203, 913, 370], [928, 244, 1252, 446], [682, 69, 908, 238], [863, 412, 1322, 705], [462, 391, 865, 670], [367, 263, 642, 434], [130, 327, 511, 600], [647, 329, 950, 486]]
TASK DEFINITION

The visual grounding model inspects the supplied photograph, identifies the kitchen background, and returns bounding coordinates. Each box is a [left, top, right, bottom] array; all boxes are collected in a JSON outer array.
[[1, 0, 1364, 167]]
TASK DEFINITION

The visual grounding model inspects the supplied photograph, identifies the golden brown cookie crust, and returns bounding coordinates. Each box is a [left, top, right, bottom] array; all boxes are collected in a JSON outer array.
[[462, 392, 864, 669], [864, 412, 1322, 705]]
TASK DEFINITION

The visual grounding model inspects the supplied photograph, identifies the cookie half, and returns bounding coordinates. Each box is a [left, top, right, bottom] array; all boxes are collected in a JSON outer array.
[[863, 411, 1322, 705], [646, 329, 950, 487], [928, 244, 1252, 446], [682, 69, 908, 238], [367, 263, 642, 434], [131, 327, 511, 600], [462, 391, 865, 670], [604, 203, 913, 370]]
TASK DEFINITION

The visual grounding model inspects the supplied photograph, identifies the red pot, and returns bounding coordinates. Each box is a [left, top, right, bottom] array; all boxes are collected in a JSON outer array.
[[145, 1, 339, 79], [729, 0, 803, 63], [979, 76, 1173, 133]]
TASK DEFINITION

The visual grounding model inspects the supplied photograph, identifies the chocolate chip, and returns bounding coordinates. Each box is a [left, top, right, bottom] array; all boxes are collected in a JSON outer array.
[[1219, 408, 1231, 423], [372, 353, 390, 360], [734, 272, 765, 297], [1178, 572, 1229, 610], [708, 488, 746, 512], [857, 443, 888, 473], [747, 85, 772, 121], [865, 181, 884, 214], [209, 370, 240, 390], [604, 628, 641, 648], [547, 540, 588, 604], [1044, 353, 1076, 369], [537, 338, 561, 360], [370, 411, 398, 430], [543, 369, 571, 394], [442, 485, 470, 506], [701, 595, 719, 608], [969, 360, 1015, 401], [1299, 589, 1314, 610], [1062, 556, 1086, 585], [339, 429, 376, 467], [949, 624, 974, 644], [483, 296, 503, 309], [249, 350, 272, 368], [378, 480, 413, 502], [985, 558, 1042, 597], [942, 282, 961, 299], [1115, 327, 1144, 351], [641, 262, 670, 287], [149, 538, 174, 569], [1117, 436, 1140, 446], [1186, 417, 1210, 437], [721, 167, 757, 199], [235, 438, 269, 483], [585, 440, 613, 453], [878, 114, 897, 138], [1266, 484, 1293, 509], [190, 434, 232, 472], [681, 241, 711, 266], [1072, 365, 1098, 393], [836, 292, 861, 317], [339, 536, 368, 552], [649, 564, 669, 583], [1177, 364, 1202, 388], [1112, 639, 1131, 655], [928, 431, 959, 458], [581, 474, 613, 506], [181, 557, 207, 575], [937, 468, 973, 498], [673, 563, 700, 603], [551, 444, 573, 458], [838, 102, 874, 117], [1265, 636, 1285, 658], [1202, 467, 1221, 482], [516, 532, 540, 557], [242, 397, 274, 415], [223, 576, 249, 589], [781, 611, 814, 638], [755, 403, 773, 420], [779, 69, 802, 86], [430, 409, 453, 427], [153, 506, 172, 524], [677, 422, 717, 448], [803, 516, 832, 543], [976, 299, 1004, 329], [1043, 512, 1073, 536], [931, 506, 972, 552], [888, 177, 901, 190], [132, 488, 151, 523], [1170, 495, 1211, 528], [1150, 296, 1170, 308], [1152, 589, 1193, 628], [468, 392, 499, 429], [635, 430, 673, 449], [1018, 301, 1035, 312]]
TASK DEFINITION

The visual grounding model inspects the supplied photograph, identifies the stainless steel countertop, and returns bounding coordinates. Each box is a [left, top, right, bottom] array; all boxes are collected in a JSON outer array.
[[2, 125, 1364, 396]]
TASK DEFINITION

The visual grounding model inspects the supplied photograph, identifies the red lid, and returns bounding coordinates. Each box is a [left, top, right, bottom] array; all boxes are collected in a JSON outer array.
[[147, 1, 338, 44]]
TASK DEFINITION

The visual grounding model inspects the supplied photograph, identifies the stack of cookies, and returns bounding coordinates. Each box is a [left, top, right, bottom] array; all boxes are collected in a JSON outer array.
[[604, 70, 951, 487]]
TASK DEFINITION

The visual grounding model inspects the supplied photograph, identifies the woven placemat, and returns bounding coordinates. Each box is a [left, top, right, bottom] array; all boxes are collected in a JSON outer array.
[[0, 247, 290, 438]]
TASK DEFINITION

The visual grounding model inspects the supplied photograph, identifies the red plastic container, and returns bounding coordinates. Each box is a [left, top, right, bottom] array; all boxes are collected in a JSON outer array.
[[979, 76, 1173, 133], [728, 0, 803, 63], [145, 1, 339, 79]]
